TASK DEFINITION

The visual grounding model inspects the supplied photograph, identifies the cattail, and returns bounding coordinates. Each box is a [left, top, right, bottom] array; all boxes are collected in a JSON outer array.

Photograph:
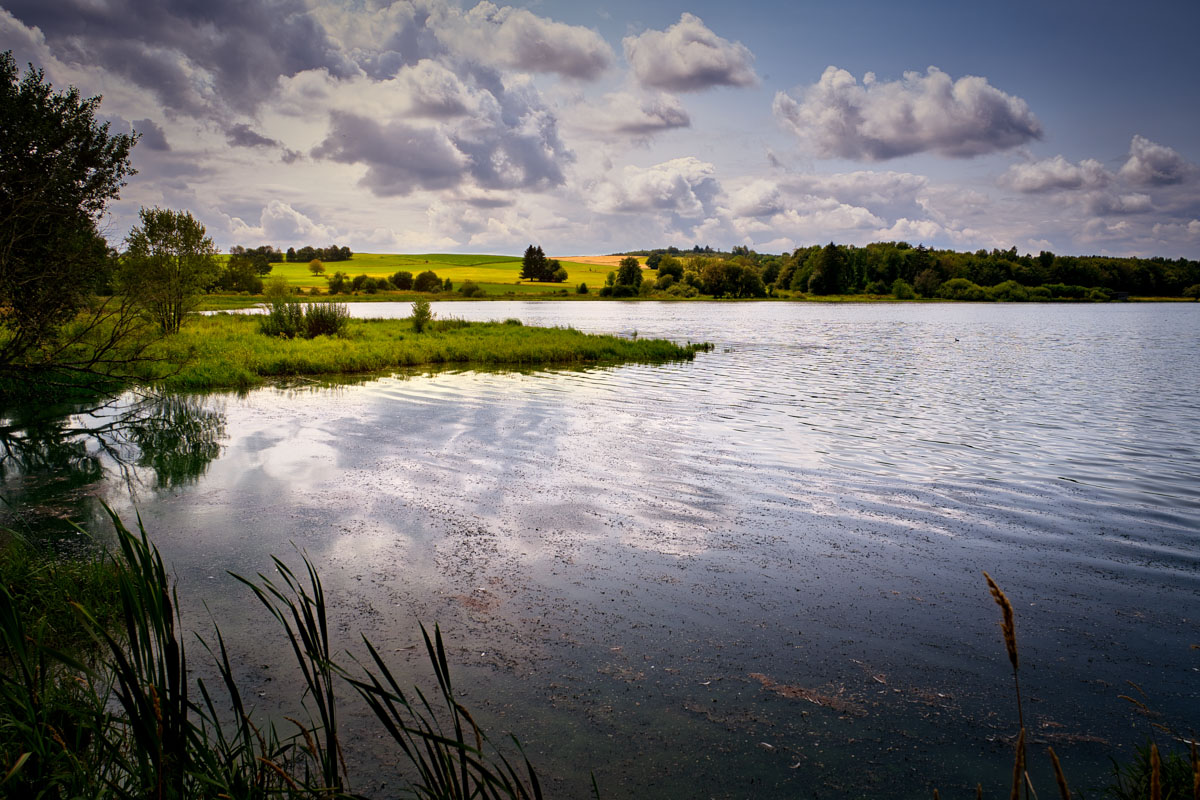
[[984, 571, 1018, 672], [1010, 727, 1026, 800], [1048, 746, 1071, 800], [1151, 742, 1162, 800]]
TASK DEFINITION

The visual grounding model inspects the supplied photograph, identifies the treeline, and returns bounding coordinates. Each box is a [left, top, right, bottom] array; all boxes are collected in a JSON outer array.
[[285, 245, 352, 263], [625, 242, 1200, 299]]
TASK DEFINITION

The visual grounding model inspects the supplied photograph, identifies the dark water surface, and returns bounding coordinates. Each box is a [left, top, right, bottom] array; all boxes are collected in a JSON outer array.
[[4, 301, 1199, 798]]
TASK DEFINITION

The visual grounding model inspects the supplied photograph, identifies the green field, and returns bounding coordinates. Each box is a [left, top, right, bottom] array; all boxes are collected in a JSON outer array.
[[263, 253, 615, 294]]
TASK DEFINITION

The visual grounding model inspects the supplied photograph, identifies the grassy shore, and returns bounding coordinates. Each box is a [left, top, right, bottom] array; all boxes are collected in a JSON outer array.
[[147, 312, 705, 392]]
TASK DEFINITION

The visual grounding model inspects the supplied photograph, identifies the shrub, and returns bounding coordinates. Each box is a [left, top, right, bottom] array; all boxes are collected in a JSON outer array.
[[258, 300, 305, 339], [1087, 287, 1113, 302], [1044, 283, 1088, 300], [551, 267, 568, 283], [937, 278, 988, 301], [576, 282, 588, 294], [264, 275, 292, 303], [657, 258, 684, 281], [892, 279, 916, 299], [610, 285, 636, 298], [391, 270, 414, 290], [913, 269, 942, 297], [598, 286, 613, 297], [351, 274, 370, 291], [326, 271, 348, 294], [443, 277, 453, 291], [411, 297, 433, 332], [655, 274, 676, 291], [986, 280, 1029, 302], [413, 270, 441, 293], [1027, 286, 1052, 301], [305, 302, 349, 338], [458, 281, 484, 298], [1184, 283, 1200, 300], [666, 282, 699, 298], [503, 318, 522, 326]]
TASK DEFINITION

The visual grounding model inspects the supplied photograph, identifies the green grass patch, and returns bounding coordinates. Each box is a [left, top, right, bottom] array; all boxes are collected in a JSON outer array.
[[149, 312, 705, 392]]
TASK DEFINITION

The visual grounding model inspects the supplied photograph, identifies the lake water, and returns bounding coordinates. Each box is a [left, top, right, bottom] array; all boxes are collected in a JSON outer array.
[[4, 301, 1198, 798]]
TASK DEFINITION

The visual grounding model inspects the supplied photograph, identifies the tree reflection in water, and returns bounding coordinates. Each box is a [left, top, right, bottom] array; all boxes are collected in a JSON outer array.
[[0, 392, 225, 537]]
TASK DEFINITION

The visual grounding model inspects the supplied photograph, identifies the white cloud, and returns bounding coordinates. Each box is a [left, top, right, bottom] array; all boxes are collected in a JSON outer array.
[[569, 90, 690, 137], [774, 66, 1042, 160], [590, 157, 721, 219], [1000, 155, 1111, 193], [1118, 135, 1194, 186], [229, 200, 337, 244], [1085, 192, 1152, 215], [727, 180, 785, 217], [623, 13, 757, 92], [451, 2, 613, 79]]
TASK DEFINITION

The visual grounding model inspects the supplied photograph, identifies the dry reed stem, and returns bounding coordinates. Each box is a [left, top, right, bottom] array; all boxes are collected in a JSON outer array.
[[977, 783, 983, 800], [1047, 746, 1071, 800], [1011, 727, 1026, 800], [1151, 742, 1162, 800], [933, 790, 940, 800]]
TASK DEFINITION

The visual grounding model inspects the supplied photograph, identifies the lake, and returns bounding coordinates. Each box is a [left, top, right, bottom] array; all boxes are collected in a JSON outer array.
[[3, 301, 1198, 798]]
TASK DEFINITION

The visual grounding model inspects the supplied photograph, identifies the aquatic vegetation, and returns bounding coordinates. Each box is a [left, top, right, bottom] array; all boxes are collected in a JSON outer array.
[[147, 313, 703, 392]]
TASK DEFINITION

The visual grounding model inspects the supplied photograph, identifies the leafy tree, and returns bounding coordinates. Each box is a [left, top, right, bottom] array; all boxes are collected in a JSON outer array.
[[645, 252, 662, 270], [892, 278, 916, 299], [1184, 284, 1200, 301], [807, 242, 846, 295], [413, 270, 441, 293], [616, 256, 643, 288], [443, 277, 453, 291], [308, 259, 325, 275], [326, 271, 348, 294], [119, 208, 218, 334], [215, 253, 264, 293], [0, 51, 143, 389], [391, 270, 413, 290]]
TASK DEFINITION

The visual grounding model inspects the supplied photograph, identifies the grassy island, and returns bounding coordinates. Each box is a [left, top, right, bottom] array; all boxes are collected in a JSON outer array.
[[147, 312, 706, 392]]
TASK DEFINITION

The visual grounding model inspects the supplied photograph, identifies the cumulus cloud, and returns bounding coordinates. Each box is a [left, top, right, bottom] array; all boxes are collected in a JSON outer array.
[[229, 199, 336, 244], [1118, 135, 1194, 186], [226, 123, 279, 149], [727, 180, 785, 218], [453, 2, 613, 79], [785, 170, 929, 207], [570, 91, 690, 137], [1000, 155, 1110, 193], [591, 157, 721, 219], [774, 66, 1042, 160], [132, 119, 170, 151], [623, 13, 757, 92], [311, 113, 470, 196], [1085, 192, 1152, 215]]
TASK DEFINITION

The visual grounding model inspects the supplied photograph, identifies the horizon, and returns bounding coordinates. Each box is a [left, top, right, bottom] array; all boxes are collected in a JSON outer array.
[[3, 0, 1198, 259]]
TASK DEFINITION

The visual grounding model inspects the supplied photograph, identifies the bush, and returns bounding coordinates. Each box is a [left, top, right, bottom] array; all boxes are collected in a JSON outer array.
[[413, 270, 441, 293], [503, 318, 522, 326], [1044, 283, 1088, 300], [259, 300, 305, 339], [892, 279, 916, 299], [326, 271, 348, 294], [305, 302, 349, 338], [986, 280, 1029, 302], [1027, 286, 1052, 301], [913, 269, 942, 297], [598, 286, 613, 297], [576, 282, 588, 294], [666, 282, 699, 298], [391, 270, 414, 290], [458, 281, 484, 298], [610, 285, 636, 298], [1087, 287, 1113, 302], [1184, 283, 1200, 300], [411, 297, 433, 332], [551, 267, 568, 283], [937, 278, 988, 301], [443, 277, 453, 291], [655, 274, 676, 291]]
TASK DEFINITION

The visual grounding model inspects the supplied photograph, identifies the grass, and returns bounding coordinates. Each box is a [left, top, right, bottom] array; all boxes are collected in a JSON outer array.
[[142, 312, 706, 392], [239, 254, 615, 295]]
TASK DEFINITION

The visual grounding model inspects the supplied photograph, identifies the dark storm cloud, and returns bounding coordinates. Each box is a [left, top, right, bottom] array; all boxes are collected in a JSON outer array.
[[3, 0, 355, 116], [132, 118, 170, 151], [311, 112, 469, 196], [226, 123, 279, 149]]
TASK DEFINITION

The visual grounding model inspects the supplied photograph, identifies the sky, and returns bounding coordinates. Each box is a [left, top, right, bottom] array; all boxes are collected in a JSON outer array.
[[3, 0, 1199, 258]]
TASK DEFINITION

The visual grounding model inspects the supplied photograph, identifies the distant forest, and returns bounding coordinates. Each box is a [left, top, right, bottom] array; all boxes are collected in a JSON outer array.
[[623, 242, 1200, 299]]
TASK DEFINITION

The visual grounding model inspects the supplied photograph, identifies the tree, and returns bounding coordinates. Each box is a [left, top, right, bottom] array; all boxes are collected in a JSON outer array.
[[308, 259, 325, 275], [410, 297, 433, 332], [0, 51, 143, 390], [807, 242, 846, 295], [391, 270, 413, 290], [413, 270, 441, 293], [521, 244, 548, 281], [119, 208, 219, 334], [616, 256, 643, 288]]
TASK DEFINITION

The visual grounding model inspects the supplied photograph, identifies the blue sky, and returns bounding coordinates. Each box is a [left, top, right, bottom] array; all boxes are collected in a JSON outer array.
[[3, 0, 1198, 257]]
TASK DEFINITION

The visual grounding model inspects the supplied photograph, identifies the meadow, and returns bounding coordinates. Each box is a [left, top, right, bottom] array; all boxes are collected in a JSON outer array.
[[262, 253, 621, 295]]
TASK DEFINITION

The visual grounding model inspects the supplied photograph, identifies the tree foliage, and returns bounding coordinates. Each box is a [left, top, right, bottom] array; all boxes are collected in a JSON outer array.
[[0, 51, 142, 390], [521, 244, 567, 282], [119, 208, 218, 334]]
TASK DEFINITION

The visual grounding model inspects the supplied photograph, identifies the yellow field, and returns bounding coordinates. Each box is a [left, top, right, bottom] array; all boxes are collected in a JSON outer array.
[[261, 253, 617, 294]]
